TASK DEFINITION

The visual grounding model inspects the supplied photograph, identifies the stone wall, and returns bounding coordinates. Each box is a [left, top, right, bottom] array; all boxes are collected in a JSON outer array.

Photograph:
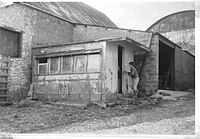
[[0, 4, 74, 101], [0, 4, 32, 101], [138, 34, 159, 92]]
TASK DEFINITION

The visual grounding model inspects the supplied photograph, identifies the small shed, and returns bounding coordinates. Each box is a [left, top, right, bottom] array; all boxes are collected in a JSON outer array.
[[32, 37, 151, 102]]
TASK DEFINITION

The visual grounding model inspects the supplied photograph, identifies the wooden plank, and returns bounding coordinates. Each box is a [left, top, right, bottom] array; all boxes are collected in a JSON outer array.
[[0, 81, 9, 83], [0, 67, 9, 70], [0, 74, 9, 77], [0, 88, 8, 91], [0, 95, 7, 97], [0, 55, 9, 103]]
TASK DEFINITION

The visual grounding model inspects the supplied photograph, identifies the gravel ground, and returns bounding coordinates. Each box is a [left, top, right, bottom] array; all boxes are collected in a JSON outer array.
[[38, 95, 195, 135], [0, 93, 195, 135], [94, 115, 195, 135]]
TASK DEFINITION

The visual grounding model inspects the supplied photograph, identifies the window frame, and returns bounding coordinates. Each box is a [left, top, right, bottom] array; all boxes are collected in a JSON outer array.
[[87, 53, 101, 72], [49, 57, 61, 74], [61, 55, 73, 73], [73, 54, 87, 73], [36, 50, 102, 75], [37, 58, 48, 75]]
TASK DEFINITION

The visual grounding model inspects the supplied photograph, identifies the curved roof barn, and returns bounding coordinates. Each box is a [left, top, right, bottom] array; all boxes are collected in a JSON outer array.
[[21, 2, 117, 28], [146, 10, 195, 33]]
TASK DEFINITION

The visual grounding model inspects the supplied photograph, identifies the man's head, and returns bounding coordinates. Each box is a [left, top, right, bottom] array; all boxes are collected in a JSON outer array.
[[129, 62, 135, 68]]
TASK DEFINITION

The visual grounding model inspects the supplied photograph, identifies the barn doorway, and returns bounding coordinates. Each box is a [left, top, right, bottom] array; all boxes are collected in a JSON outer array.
[[159, 41, 175, 90], [118, 46, 123, 93]]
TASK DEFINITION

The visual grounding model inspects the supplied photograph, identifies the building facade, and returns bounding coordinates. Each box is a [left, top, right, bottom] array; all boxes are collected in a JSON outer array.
[[0, 2, 195, 103]]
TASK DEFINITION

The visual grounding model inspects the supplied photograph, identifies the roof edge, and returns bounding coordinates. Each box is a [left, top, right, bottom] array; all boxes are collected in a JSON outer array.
[[32, 37, 151, 53], [15, 2, 118, 28], [155, 33, 195, 56], [146, 10, 195, 31], [15, 2, 75, 25], [32, 37, 123, 49], [75, 23, 152, 33]]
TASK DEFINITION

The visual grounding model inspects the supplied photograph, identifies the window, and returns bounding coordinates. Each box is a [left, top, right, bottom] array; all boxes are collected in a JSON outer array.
[[38, 58, 48, 74], [36, 51, 102, 75], [62, 56, 72, 73], [50, 57, 60, 73], [74, 55, 86, 73], [0, 28, 21, 58], [88, 54, 100, 72]]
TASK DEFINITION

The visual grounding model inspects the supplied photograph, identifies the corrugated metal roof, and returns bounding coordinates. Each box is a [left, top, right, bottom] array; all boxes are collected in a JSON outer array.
[[146, 10, 195, 32], [22, 2, 117, 27]]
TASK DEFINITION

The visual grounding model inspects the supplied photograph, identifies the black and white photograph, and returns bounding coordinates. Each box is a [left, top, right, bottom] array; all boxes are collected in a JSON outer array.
[[0, 0, 198, 138]]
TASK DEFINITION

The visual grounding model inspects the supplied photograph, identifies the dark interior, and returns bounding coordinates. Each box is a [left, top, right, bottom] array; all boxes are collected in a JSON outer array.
[[159, 41, 175, 90], [118, 45, 123, 93]]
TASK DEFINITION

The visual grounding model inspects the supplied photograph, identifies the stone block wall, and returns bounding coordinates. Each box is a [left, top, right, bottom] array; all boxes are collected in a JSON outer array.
[[0, 4, 74, 101], [138, 34, 159, 92], [0, 4, 32, 101]]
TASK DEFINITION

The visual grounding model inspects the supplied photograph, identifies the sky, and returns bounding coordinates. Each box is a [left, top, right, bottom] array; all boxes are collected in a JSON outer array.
[[0, 0, 195, 31], [83, 0, 195, 30]]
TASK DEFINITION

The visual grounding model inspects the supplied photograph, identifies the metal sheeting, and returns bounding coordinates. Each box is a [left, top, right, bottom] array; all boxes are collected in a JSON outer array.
[[22, 2, 117, 27], [174, 47, 195, 90]]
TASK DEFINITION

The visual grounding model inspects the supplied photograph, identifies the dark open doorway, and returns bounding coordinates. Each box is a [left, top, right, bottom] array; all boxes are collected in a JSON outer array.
[[118, 46, 123, 93], [159, 41, 175, 90]]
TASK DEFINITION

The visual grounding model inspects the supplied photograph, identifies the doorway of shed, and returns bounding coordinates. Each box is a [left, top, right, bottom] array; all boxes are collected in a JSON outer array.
[[159, 41, 175, 90], [118, 46, 123, 93]]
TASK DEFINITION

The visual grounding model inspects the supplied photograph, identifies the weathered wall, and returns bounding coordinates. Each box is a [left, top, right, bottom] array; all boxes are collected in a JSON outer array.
[[138, 34, 159, 92], [32, 42, 105, 102], [147, 10, 195, 55], [161, 29, 195, 55], [147, 10, 195, 33], [0, 5, 32, 101], [175, 46, 195, 90], [73, 25, 152, 47], [26, 6, 74, 46], [105, 43, 118, 93], [0, 4, 74, 101], [0, 28, 20, 57]]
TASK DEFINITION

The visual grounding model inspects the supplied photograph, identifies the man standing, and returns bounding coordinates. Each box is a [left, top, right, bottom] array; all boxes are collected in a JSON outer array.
[[124, 62, 139, 97]]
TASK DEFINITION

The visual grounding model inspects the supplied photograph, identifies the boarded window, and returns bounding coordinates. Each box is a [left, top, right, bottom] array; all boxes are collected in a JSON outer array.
[[74, 55, 86, 72], [0, 28, 21, 58], [38, 58, 48, 74], [50, 57, 60, 73], [62, 56, 72, 73], [88, 54, 100, 72]]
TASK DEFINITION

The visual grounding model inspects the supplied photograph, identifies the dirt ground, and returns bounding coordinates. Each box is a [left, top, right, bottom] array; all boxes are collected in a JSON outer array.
[[0, 92, 195, 135]]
